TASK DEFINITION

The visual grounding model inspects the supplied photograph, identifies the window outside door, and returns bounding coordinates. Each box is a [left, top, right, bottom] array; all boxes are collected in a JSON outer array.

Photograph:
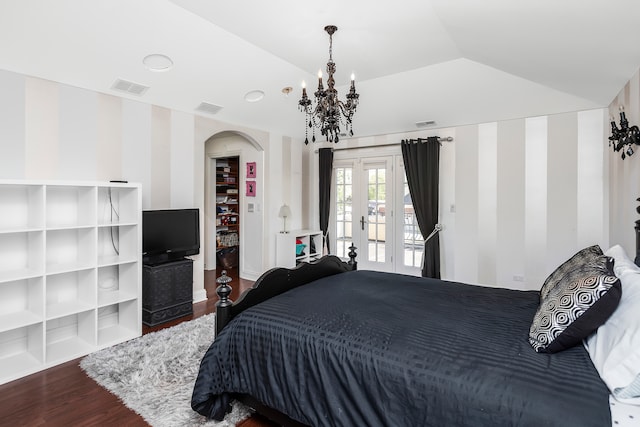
[[335, 166, 353, 260], [333, 157, 391, 271], [362, 161, 389, 269], [397, 158, 423, 274]]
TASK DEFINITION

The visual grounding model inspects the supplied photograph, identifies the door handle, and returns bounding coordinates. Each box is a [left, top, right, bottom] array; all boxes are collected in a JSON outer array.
[[360, 215, 365, 230]]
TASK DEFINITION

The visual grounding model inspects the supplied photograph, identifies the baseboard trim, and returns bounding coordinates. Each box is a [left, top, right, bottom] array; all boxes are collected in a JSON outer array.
[[241, 270, 261, 281], [193, 289, 207, 303]]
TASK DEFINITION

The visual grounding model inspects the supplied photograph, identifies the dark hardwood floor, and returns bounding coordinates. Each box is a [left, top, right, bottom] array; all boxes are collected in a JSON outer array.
[[0, 268, 276, 427]]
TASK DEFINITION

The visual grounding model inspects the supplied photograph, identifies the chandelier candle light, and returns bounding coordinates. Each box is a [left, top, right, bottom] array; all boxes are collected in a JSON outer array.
[[609, 105, 640, 159], [299, 25, 359, 144]]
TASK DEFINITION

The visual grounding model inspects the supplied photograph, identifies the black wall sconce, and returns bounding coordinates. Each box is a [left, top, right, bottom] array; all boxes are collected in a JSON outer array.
[[609, 106, 640, 159]]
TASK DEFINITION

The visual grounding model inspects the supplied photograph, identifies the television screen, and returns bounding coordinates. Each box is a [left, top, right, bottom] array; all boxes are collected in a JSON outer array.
[[143, 209, 200, 265]]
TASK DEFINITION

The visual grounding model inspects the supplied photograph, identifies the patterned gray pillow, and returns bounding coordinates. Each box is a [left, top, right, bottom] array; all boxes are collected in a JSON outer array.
[[539, 245, 605, 300], [529, 258, 621, 353]]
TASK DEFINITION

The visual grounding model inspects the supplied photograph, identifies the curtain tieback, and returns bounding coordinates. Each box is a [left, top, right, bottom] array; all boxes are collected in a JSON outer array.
[[424, 223, 442, 244]]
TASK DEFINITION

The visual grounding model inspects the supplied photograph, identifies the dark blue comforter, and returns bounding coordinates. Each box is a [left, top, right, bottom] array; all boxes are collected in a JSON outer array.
[[191, 270, 611, 426]]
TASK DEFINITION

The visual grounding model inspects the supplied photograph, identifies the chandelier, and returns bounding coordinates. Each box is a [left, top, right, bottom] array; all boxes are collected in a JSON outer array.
[[299, 25, 359, 144], [609, 106, 640, 159]]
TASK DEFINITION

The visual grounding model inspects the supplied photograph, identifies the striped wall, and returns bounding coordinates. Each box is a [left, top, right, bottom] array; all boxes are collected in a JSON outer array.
[[0, 65, 624, 294], [0, 69, 198, 210], [459, 111, 606, 290], [317, 109, 608, 290], [0, 68, 285, 298]]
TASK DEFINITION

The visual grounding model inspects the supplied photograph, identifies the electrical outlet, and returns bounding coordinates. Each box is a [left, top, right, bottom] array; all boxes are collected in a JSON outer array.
[[513, 274, 525, 282]]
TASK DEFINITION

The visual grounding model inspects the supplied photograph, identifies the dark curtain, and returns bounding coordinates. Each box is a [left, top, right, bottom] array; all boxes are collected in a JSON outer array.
[[319, 148, 334, 254], [401, 137, 440, 278]]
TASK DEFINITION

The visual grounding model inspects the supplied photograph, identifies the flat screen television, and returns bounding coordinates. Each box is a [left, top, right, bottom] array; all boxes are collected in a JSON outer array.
[[143, 208, 200, 265]]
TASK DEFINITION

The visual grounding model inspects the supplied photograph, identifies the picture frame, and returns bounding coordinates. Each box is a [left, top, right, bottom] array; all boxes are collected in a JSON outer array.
[[246, 180, 256, 197], [246, 162, 256, 178]]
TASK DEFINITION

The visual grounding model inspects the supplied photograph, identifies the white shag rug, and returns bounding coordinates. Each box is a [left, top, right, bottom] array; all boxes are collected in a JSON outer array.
[[80, 314, 251, 427]]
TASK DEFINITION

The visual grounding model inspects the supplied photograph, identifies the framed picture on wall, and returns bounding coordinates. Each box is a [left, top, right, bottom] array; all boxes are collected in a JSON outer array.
[[246, 181, 256, 197], [246, 162, 256, 178]]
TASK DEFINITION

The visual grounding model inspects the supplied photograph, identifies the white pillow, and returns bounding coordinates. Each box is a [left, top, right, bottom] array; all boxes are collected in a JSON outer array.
[[605, 244, 640, 276], [586, 245, 640, 403]]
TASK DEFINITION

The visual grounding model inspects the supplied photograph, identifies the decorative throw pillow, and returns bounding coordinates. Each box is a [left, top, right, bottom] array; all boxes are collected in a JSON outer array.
[[539, 245, 605, 300], [529, 256, 621, 353], [585, 245, 640, 404]]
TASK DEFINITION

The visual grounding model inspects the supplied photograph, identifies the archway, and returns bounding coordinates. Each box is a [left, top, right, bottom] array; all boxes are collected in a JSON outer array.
[[203, 131, 264, 279]]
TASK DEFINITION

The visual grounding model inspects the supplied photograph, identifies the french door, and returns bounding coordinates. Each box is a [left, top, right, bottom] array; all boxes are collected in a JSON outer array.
[[333, 152, 423, 275], [334, 157, 392, 271]]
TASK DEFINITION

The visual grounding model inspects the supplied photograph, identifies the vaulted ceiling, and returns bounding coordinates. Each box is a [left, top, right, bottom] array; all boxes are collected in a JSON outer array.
[[1, 0, 639, 142]]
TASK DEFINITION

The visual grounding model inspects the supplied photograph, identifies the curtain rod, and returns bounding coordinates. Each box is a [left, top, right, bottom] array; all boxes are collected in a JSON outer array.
[[314, 136, 453, 153]]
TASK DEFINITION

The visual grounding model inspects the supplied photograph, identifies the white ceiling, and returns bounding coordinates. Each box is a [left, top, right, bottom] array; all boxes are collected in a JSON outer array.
[[1, 0, 639, 142]]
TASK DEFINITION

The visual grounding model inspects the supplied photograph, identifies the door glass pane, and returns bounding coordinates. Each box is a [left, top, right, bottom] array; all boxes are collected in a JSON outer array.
[[367, 168, 385, 263], [335, 167, 352, 258], [403, 180, 424, 268]]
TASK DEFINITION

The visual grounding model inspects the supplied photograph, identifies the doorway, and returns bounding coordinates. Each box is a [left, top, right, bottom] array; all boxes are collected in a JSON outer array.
[[332, 149, 423, 275], [213, 156, 240, 271], [334, 156, 392, 271], [203, 131, 264, 280]]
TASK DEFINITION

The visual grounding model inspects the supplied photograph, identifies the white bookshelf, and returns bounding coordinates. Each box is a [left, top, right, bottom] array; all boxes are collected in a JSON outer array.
[[0, 180, 142, 385], [276, 229, 323, 268]]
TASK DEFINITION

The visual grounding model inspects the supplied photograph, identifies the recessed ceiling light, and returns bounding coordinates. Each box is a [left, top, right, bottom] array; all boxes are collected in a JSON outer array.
[[143, 54, 173, 72], [244, 90, 265, 103]]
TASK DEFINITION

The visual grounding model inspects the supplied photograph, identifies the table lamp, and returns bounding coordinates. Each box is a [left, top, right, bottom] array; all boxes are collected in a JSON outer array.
[[278, 204, 292, 233]]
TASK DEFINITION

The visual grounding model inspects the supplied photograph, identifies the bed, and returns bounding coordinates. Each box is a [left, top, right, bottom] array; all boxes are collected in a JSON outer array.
[[191, 242, 640, 426]]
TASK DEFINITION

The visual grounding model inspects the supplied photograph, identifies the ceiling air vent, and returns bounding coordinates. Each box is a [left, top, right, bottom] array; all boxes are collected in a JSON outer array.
[[111, 79, 149, 96], [195, 102, 224, 115], [416, 120, 436, 128]]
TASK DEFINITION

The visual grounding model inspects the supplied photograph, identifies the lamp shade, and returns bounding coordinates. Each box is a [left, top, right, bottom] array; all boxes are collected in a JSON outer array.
[[278, 204, 292, 219]]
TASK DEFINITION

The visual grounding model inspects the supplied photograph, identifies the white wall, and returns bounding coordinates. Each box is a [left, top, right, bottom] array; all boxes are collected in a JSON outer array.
[[307, 108, 609, 291]]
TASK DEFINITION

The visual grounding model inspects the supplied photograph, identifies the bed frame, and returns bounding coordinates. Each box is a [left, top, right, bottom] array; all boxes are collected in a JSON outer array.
[[215, 245, 357, 336], [213, 246, 356, 427]]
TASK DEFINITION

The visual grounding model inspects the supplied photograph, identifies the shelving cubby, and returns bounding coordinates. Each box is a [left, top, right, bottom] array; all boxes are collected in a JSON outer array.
[[45, 309, 96, 364], [97, 224, 138, 266], [0, 323, 44, 384], [45, 269, 96, 320], [0, 230, 45, 283], [0, 277, 44, 333], [97, 262, 138, 307], [276, 229, 323, 268], [46, 185, 96, 229], [97, 300, 139, 347], [0, 180, 142, 385], [97, 186, 139, 226], [0, 184, 44, 232], [45, 227, 96, 275]]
